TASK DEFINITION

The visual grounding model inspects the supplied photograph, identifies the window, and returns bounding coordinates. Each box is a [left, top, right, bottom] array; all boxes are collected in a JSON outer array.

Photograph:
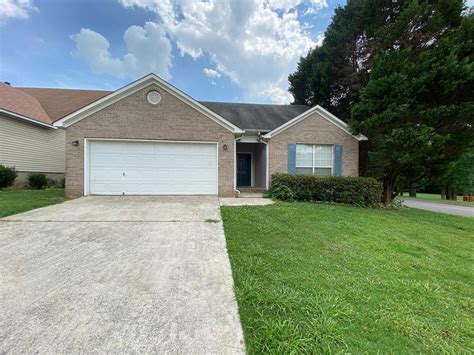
[[296, 144, 333, 176]]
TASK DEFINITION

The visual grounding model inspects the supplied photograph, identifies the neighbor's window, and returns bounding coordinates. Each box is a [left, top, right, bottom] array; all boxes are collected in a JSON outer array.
[[296, 144, 333, 176]]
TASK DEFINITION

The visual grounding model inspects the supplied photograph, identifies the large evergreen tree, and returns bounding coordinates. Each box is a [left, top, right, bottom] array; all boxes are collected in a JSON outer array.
[[350, 1, 473, 203], [289, 0, 409, 121]]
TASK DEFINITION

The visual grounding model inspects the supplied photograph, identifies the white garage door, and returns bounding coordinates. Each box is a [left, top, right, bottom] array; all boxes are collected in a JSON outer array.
[[88, 140, 218, 195]]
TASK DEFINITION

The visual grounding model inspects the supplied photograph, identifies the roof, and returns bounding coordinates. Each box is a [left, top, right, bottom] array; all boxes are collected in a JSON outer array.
[[0, 84, 111, 128], [0, 83, 52, 125], [2, 81, 308, 131], [199, 101, 309, 131], [2, 75, 363, 140], [18, 87, 111, 121]]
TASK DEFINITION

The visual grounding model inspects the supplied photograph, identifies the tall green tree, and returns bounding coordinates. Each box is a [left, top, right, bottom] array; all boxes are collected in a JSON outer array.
[[289, 0, 409, 121], [436, 150, 474, 199], [350, 2, 473, 203]]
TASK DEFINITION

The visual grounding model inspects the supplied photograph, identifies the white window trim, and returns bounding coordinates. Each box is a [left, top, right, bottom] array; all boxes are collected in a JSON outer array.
[[296, 144, 334, 176]]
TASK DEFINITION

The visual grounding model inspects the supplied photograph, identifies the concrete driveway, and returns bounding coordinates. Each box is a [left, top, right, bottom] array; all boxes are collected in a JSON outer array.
[[403, 199, 474, 217], [0, 196, 244, 353]]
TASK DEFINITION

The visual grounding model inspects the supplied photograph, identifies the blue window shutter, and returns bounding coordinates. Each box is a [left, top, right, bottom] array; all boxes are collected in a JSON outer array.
[[334, 144, 343, 176], [288, 144, 296, 174]]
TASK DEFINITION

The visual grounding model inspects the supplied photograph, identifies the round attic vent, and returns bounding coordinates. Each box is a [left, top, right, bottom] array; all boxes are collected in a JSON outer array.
[[147, 90, 161, 105]]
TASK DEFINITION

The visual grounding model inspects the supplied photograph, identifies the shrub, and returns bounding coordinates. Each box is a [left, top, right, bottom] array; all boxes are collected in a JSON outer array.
[[28, 173, 48, 189], [265, 184, 296, 201], [268, 173, 383, 207], [0, 165, 18, 189]]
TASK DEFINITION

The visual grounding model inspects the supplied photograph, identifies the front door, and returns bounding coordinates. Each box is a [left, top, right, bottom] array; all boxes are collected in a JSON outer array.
[[237, 153, 251, 187]]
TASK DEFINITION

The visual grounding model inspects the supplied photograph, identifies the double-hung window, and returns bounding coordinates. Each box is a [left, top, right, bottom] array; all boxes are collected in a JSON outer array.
[[296, 144, 333, 176]]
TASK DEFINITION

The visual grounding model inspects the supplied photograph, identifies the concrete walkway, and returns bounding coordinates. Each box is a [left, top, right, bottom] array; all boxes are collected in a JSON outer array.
[[0, 196, 245, 353], [220, 197, 274, 206], [403, 199, 474, 217]]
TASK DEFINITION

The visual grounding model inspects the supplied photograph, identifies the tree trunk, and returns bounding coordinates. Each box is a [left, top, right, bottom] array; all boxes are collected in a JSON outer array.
[[452, 187, 457, 201], [409, 187, 417, 197], [447, 187, 454, 200], [383, 180, 392, 205], [441, 186, 446, 200], [383, 174, 396, 205]]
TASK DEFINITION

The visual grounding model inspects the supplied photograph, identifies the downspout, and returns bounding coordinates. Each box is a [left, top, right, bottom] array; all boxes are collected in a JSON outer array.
[[258, 133, 270, 190], [234, 133, 244, 196]]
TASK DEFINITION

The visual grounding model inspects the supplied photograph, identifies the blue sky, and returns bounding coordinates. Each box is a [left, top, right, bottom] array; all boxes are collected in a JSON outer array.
[[1, 0, 347, 103]]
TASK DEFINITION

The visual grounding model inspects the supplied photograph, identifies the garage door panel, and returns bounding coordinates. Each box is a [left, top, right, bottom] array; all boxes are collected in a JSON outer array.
[[88, 140, 218, 195]]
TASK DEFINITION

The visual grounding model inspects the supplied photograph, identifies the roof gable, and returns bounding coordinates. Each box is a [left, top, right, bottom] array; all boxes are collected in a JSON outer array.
[[53, 73, 244, 134], [262, 105, 367, 141]]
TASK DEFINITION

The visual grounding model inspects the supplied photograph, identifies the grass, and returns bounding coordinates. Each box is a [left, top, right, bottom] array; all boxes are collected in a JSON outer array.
[[403, 192, 474, 206], [0, 188, 66, 218], [221, 202, 474, 354]]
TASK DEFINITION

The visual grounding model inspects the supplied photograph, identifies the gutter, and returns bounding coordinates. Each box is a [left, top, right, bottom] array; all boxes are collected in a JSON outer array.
[[0, 108, 56, 129]]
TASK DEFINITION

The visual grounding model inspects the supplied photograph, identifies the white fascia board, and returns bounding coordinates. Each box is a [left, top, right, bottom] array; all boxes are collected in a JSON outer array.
[[262, 105, 367, 141], [54, 73, 244, 134], [0, 108, 56, 129]]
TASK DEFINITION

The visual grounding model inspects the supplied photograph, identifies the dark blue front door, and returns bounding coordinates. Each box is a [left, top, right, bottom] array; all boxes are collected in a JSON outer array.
[[237, 153, 251, 186]]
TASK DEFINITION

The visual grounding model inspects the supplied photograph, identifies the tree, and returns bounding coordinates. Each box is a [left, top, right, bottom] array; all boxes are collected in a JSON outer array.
[[350, 4, 473, 203], [435, 150, 474, 200], [289, 0, 409, 121]]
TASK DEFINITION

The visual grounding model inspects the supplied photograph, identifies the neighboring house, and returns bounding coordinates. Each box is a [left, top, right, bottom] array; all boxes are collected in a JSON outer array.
[[0, 83, 109, 185], [1, 74, 366, 196]]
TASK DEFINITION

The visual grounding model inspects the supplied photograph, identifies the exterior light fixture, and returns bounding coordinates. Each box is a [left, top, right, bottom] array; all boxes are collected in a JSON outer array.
[[72, 140, 79, 146], [223, 144, 228, 150]]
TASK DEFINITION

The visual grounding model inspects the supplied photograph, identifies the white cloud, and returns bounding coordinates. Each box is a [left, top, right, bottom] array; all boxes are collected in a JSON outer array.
[[0, 0, 36, 21], [268, 0, 327, 11], [72, 22, 172, 80], [119, 0, 325, 103], [203, 68, 221, 79]]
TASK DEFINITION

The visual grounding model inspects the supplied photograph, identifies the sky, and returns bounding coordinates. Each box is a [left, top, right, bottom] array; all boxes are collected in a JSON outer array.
[[6, 0, 470, 105]]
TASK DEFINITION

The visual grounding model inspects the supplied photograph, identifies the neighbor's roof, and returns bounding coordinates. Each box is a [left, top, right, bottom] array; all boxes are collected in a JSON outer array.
[[2, 84, 310, 131], [199, 101, 309, 131], [18, 87, 111, 121], [0, 83, 52, 125]]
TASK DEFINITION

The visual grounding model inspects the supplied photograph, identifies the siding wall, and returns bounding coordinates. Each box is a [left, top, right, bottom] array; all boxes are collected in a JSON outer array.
[[0, 114, 65, 173]]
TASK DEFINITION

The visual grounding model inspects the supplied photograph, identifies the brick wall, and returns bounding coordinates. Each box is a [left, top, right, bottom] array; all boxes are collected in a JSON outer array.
[[268, 111, 359, 180], [65, 84, 235, 197]]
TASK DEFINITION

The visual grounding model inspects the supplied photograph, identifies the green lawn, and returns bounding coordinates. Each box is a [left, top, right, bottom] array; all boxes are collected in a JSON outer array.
[[221, 202, 474, 354], [0, 188, 66, 218], [403, 192, 474, 206]]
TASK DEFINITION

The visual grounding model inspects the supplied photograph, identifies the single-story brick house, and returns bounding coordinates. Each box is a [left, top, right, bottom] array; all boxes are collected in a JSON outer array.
[[1, 73, 366, 196]]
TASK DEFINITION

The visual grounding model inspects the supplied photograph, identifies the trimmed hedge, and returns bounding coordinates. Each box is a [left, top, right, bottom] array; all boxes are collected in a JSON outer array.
[[268, 173, 383, 207]]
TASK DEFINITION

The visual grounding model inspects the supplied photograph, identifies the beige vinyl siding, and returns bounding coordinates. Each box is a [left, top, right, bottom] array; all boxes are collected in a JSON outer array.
[[0, 114, 65, 173]]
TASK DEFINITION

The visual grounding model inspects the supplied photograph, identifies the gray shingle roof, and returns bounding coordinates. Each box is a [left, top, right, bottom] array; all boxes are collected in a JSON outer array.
[[199, 101, 309, 131]]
